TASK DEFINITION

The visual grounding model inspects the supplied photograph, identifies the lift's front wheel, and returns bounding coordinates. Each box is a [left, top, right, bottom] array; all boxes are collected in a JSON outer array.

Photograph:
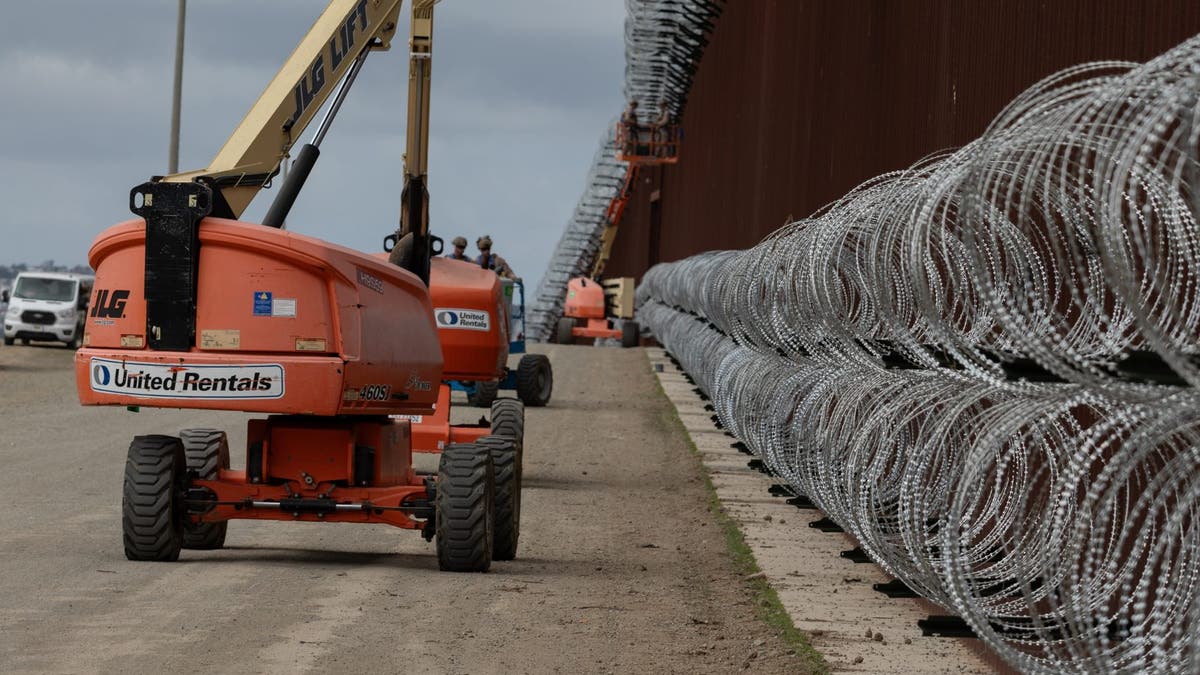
[[516, 354, 552, 407], [556, 316, 575, 344], [490, 397, 525, 455], [467, 379, 499, 408], [179, 428, 230, 550], [122, 435, 187, 561], [436, 443, 495, 572]]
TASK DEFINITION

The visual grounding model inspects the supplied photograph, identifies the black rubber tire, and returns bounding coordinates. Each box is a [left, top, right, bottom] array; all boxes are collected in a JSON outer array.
[[2, 336, 11, 346], [67, 329, 83, 350], [475, 435, 520, 561], [490, 397, 525, 455], [556, 316, 575, 344], [487, 393, 525, 547], [122, 435, 187, 561], [179, 428, 230, 550], [436, 443, 495, 572], [621, 320, 640, 348], [515, 353, 553, 407], [467, 379, 500, 408]]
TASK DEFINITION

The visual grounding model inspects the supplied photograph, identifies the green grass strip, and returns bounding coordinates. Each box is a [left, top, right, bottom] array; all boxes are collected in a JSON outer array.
[[650, 364, 830, 674]]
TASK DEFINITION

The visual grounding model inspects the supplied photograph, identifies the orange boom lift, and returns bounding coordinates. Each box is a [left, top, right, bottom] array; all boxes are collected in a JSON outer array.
[[556, 116, 679, 347], [75, 0, 520, 571]]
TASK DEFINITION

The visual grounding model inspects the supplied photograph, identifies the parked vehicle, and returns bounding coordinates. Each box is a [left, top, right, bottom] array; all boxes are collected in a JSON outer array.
[[4, 272, 93, 348]]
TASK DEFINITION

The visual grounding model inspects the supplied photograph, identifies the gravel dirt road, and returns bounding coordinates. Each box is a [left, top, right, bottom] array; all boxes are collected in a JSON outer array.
[[0, 342, 811, 674]]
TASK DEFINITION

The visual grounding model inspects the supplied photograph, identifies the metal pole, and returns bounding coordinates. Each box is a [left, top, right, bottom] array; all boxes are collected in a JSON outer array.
[[310, 46, 372, 148], [168, 0, 186, 174]]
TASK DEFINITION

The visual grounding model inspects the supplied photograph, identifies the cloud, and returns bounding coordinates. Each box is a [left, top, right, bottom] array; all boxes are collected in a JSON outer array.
[[0, 0, 626, 292]]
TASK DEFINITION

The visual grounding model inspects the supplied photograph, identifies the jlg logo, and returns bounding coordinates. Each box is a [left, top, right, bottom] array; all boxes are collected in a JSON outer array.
[[91, 290, 130, 319], [289, 57, 326, 127], [288, 0, 368, 127]]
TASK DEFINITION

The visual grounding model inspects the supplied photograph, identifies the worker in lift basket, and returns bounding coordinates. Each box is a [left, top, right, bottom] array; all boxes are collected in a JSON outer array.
[[620, 99, 641, 155], [651, 101, 673, 157], [447, 236, 471, 261], [475, 235, 517, 280]]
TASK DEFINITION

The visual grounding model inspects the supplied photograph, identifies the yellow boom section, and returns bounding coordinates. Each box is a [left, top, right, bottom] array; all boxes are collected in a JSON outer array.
[[405, 0, 436, 185], [164, 0, 405, 218]]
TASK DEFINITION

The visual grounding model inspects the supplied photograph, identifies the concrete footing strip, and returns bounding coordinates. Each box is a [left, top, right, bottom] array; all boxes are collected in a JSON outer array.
[[647, 348, 1000, 674]]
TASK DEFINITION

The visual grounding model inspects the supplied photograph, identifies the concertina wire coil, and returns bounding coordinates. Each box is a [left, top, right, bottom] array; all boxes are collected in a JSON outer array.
[[636, 34, 1200, 674]]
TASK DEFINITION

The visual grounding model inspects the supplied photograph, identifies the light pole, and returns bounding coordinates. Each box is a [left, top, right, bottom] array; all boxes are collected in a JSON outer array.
[[168, 0, 186, 173]]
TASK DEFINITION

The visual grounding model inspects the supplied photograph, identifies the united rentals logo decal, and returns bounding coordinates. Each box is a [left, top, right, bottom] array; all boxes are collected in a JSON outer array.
[[89, 358, 285, 400], [434, 308, 490, 331]]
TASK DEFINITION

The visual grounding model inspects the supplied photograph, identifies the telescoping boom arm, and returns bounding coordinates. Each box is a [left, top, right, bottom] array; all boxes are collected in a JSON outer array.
[[125, 0, 451, 351], [162, 0, 405, 219], [390, 0, 440, 284]]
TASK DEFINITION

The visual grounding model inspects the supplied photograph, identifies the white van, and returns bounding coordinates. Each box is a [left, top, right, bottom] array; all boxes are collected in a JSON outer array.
[[3, 272, 94, 348]]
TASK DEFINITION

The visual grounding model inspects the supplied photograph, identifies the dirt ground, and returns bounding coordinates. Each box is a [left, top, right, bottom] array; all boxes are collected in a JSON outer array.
[[0, 342, 812, 674], [650, 349, 1000, 674]]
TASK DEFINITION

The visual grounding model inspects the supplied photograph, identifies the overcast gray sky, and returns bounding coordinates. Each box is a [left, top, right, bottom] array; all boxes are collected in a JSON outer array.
[[0, 0, 626, 288]]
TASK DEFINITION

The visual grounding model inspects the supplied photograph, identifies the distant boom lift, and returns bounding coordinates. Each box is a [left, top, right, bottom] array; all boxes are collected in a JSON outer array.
[[556, 114, 681, 347]]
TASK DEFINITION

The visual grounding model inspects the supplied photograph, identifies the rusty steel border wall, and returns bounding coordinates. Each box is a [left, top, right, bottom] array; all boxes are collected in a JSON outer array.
[[604, 0, 1200, 280]]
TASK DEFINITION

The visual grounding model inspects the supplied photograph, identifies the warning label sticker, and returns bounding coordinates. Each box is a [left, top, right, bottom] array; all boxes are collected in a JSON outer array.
[[272, 298, 296, 317], [253, 291, 272, 316], [200, 329, 241, 350]]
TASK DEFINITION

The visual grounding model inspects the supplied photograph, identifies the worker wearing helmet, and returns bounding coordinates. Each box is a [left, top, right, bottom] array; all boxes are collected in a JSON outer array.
[[475, 235, 517, 279], [446, 236, 470, 261], [620, 99, 641, 155], [651, 101, 673, 157]]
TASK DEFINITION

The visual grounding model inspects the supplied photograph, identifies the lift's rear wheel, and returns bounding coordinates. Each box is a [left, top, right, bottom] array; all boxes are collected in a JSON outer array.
[[179, 428, 230, 550], [621, 320, 640, 348], [475, 435, 520, 561], [467, 379, 500, 407], [436, 443, 495, 572], [556, 316, 575, 344], [516, 353, 553, 407], [122, 435, 187, 561]]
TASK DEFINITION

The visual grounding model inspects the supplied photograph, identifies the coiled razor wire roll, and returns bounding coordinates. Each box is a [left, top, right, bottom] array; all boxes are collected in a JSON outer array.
[[636, 34, 1200, 673]]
